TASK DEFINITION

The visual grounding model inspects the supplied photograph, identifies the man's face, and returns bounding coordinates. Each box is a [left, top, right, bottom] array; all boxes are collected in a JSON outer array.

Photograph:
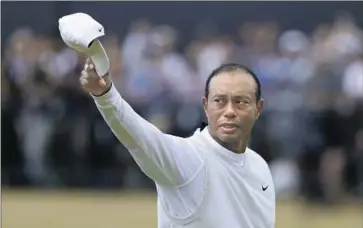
[[203, 71, 263, 145]]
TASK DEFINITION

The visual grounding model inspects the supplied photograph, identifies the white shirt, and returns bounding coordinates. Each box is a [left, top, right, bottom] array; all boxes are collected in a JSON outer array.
[[93, 85, 276, 228]]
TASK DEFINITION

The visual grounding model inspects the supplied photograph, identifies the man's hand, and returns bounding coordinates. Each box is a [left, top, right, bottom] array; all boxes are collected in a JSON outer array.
[[80, 57, 112, 96]]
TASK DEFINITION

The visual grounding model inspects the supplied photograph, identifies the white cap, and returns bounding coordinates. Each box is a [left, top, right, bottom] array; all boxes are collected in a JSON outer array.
[[59, 13, 105, 53], [89, 39, 110, 77], [58, 12, 109, 76]]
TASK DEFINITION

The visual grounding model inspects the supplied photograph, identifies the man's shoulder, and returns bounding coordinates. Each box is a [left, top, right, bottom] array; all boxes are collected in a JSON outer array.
[[246, 148, 274, 187], [184, 129, 204, 143], [246, 148, 270, 170]]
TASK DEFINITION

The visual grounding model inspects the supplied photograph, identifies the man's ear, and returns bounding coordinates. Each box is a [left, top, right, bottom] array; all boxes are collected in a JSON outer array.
[[256, 98, 264, 120], [202, 96, 208, 117], [202, 96, 208, 110]]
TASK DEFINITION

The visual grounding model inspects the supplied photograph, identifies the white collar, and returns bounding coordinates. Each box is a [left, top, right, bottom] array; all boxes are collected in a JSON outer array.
[[197, 127, 247, 165]]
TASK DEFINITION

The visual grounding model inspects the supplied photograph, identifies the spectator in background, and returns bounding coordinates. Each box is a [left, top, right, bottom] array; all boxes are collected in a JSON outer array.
[[2, 65, 27, 186]]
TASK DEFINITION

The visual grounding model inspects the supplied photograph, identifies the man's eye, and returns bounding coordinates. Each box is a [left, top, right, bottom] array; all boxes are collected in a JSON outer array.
[[237, 100, 250, 104]]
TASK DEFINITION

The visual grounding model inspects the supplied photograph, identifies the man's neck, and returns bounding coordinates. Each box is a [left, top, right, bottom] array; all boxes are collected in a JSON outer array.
[[217, 140, 247, 154], [208, 129, 247, 154]]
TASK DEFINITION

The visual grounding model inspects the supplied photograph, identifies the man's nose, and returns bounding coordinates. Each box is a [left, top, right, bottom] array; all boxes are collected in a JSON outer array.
[[223, 102, 237, 118]]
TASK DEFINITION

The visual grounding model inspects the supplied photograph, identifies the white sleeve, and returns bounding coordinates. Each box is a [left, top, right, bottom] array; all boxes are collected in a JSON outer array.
[[92, 84, 203, 187]]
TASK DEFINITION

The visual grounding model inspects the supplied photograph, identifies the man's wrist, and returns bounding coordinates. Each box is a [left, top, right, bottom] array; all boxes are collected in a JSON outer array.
[[91, 81, 113, 97]]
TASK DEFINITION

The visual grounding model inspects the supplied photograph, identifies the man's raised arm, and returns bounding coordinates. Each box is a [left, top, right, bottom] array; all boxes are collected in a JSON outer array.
[[58, 13, 203, 188], [89, 69, 203, 188]]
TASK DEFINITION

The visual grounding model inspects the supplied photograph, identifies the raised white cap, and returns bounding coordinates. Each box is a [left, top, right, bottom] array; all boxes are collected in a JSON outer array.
[[58, 13, 109, 76], [58, 12, 105, 52]]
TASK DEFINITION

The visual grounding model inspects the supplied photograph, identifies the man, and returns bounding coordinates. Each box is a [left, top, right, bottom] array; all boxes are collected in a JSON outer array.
[[61, 13, 275, 228]]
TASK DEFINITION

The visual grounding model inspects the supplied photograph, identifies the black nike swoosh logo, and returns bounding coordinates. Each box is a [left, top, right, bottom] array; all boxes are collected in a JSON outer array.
[[262, 185, 269, 191]]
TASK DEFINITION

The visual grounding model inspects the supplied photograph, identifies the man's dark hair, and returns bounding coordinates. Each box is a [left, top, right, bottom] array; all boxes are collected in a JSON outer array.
[[204, 63, 262, 102]]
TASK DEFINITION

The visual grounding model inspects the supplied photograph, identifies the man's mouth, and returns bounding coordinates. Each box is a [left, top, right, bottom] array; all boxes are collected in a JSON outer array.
[[220, 123, 239, 132]]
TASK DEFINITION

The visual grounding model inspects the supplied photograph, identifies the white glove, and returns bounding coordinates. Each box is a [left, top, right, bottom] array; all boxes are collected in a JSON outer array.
[[58, 12, 110, 77]]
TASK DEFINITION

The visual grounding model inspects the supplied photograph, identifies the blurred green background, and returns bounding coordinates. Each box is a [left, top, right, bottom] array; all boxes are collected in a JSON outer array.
[[2, 190, 362, 228]]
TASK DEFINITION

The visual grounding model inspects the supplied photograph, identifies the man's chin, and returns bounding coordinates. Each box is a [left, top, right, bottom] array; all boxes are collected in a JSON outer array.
[[217, 132, 241, 143]]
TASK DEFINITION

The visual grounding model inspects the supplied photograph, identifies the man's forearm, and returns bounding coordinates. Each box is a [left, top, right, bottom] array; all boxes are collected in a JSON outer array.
[[92, 84, 203, 187]]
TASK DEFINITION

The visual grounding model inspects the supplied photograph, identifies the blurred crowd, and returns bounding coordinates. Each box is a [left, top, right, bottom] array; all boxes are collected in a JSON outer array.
[[2, 12, 363, 204]]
